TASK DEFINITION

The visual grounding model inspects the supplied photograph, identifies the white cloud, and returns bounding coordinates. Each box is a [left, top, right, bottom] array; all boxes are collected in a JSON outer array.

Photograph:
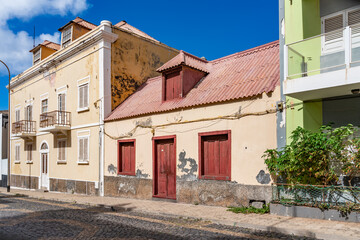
[[0, 0, 89, 75]]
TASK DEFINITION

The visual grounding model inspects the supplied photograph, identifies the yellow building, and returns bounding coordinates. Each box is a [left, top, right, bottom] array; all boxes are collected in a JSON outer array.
[[9, 17, 178, 196], [104, 42, 280, 206]]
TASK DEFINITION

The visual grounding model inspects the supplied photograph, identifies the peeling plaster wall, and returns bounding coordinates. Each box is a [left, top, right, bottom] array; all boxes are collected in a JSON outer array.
[[110, 28, 178, 110], [104, 87, 280, 205]]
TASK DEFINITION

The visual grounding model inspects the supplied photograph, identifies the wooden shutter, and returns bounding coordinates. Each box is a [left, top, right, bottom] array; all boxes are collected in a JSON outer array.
[[84, 137, 88, 161], [119, 141, 135, 174], [79, 138, 84, 161], [15, 109, 20, 122], [58, 94, 65, 111], [165, 71, 181, 100], [58, 140, 66, 161], [200, 133, 230, 180], [322, 14, 344, 53], [79, 86, 84, 109], [15, 145, 20, 161], [348, 8, 360, 26], [84, 84, 88, 108]]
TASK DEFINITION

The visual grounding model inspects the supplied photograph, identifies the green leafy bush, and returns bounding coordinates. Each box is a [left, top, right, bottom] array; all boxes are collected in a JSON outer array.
[[227, 204, 270, 214], [263, 125, 360, 185]]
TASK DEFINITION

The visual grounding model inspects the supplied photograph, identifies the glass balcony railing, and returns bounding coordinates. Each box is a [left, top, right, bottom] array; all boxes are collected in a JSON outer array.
[[286, 24, 360, 80]]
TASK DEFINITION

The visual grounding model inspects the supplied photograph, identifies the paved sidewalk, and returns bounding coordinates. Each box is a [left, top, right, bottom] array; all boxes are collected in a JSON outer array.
[[1, 188, 359, 240]]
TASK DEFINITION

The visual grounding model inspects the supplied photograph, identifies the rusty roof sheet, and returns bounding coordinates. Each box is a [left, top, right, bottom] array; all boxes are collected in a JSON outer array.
[[29, 40, 60, 52], [58, 17, 97, 31], [105, 41, 280, 121], [114, 21, 159, 43], [157, 50, 209, 73]]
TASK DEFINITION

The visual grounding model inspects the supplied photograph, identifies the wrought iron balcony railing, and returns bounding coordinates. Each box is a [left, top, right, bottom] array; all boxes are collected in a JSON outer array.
[[40, 110, 71, 129], [12, 120, 36, 134]]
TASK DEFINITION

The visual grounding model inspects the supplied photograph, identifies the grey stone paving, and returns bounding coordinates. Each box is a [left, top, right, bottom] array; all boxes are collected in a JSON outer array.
[[0, 193, 318, 240]]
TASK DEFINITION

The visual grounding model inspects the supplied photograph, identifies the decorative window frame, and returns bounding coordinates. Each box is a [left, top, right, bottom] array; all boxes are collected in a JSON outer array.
[[14, 142, 21, 164], [77, 76, 90, 112], [198, 130, 232, 181], [117, 139, 136, 176], [77, 130, 90, 165], [40, 92, 49, 114]]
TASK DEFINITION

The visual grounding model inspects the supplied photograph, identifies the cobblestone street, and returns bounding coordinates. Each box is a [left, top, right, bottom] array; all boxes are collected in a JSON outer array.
[[0, 193, 317, 240]]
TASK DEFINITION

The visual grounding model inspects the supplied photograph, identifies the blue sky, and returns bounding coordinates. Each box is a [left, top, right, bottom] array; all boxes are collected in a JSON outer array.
[[0, 0, 279, 110]]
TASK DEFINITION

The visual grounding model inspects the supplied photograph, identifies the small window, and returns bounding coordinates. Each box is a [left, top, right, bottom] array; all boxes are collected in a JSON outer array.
[[78, 136, 89, 163], [15, 109, 20, 122], [41, 99, 48, 114], [78, 83, 89, 110], [15, 144, 20, 162], [118, 140, 135, 175], [41, 142, 48, 150], [26, 143, 32, 162], [33, 49, 41, 65], [199, 130, 231, 181], [62, 27, 72, 48], [58, 139, 66, 161]]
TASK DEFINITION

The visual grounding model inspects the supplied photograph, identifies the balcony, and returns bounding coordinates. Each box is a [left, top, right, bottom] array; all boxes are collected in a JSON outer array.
[[12, 120, 36, 138], [284, 24, 360, 101], [39, 110, 71, 133]]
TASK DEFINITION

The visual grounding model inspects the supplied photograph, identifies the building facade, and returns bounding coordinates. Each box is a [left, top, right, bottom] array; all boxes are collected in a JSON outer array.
[[280, 0, 360, 141], [9, 17, 178, 195], [104, 42, 280, 206]]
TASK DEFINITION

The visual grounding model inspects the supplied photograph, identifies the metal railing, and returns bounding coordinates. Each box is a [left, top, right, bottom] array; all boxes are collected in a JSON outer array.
[[12, 120, 36, 134], [285, 23, 360, 80], [272, 183, 360, 209], [40, 110, 71, 128]]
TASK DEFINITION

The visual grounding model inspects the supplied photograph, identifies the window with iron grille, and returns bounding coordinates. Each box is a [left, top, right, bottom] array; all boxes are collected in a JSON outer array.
[[78, 136, 89, 163], [78, 83, 89, 110], [62, 27, 72, 48], [198, 130, 231, 181], [58, 139, 66, 161], [118, 140, 135, 175]]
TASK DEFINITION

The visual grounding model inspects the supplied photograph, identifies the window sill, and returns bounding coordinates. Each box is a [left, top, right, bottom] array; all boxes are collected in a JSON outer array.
[[57, 160, 67, 164], [26, 161, 33, 164], [77, 161, 89, 165], [77, 107, 89, 113], [14, 161, 20, 164]]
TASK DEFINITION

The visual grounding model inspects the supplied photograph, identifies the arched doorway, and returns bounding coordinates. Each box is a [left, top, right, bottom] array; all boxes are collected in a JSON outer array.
[[39, 141, 49, 190]]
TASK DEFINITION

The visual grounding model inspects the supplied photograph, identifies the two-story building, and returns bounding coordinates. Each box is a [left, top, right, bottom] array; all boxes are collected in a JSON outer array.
[[104, 41, 280, 207], [280, 0, 360, 141], [9, 17, 178, 196]]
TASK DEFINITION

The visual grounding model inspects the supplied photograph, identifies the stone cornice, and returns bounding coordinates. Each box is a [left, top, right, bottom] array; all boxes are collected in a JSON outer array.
[[9, 25, 118, 90]]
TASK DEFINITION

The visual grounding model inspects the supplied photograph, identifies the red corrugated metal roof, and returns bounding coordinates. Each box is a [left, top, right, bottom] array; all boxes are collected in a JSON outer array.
[[157, 50, 209, 73], [58, 17, 97, 31], [105, 41, 280, 121], [29, 40, 60, 53]]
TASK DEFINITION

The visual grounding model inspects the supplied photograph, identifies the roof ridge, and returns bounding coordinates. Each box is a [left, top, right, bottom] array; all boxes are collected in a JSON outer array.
[[181, 50, 209, 63], [210, 40, 279, 64]]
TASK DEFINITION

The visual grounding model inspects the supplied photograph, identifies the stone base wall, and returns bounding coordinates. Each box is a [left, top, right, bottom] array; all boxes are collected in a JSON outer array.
[[104, 176, 152, 199], [104, 175, 271, 207], [176, 180, 272, 207], [0, 174, 7, 187], [49, 178, 98, 195], [10, 174, 38, 189]]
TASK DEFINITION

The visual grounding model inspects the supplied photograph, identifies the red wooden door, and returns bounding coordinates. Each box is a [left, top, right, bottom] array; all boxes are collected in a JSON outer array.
[[154, 138, 176, 199]]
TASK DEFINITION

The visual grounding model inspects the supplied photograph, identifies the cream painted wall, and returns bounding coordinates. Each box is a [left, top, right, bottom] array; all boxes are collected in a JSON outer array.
[[104, 87, 280, 186], [10, 34, 101, 183]]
